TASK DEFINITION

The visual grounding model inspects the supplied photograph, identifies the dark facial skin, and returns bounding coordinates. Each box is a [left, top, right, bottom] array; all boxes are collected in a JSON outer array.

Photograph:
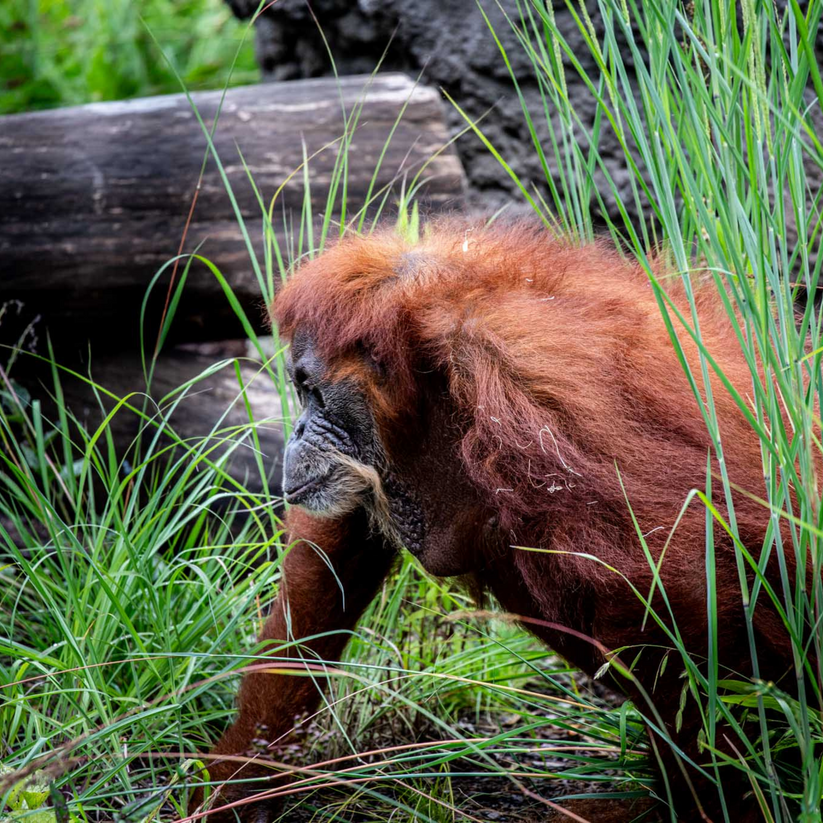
[[282, 333, 379, 516], [282, 335, 500, 577]]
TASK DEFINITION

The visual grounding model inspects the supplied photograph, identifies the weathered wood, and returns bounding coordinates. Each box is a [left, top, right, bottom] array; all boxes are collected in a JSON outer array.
[[0, 74, 465, 350], [16, 344, 286, 498]]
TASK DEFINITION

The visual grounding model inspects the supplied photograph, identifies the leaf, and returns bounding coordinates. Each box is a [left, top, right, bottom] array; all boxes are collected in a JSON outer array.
[[7, 811, 57, 823]]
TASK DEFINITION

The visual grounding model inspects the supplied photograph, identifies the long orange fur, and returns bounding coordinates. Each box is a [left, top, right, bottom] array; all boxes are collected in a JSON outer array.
[[199, 221, 802, 822]]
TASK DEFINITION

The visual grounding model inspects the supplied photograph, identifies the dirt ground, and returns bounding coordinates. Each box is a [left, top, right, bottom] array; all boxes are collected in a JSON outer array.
[[280, 702, 661, 823]]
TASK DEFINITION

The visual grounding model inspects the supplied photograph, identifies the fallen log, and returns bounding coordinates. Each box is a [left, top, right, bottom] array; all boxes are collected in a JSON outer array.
[[15, 343, 287, 500], [0, 73, 465, 352]]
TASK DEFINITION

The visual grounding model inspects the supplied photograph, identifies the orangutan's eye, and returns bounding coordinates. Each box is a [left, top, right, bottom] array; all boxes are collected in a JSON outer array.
[[292, 366, 325, 408]]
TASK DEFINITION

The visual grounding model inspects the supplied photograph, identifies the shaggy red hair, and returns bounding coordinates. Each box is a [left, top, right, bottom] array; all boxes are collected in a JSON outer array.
[[201, 221, 800, 822], [275, 221, 773, 593]]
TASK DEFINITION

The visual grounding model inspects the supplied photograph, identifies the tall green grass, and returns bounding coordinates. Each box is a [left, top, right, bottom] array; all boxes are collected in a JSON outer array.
[[451, 0, 823, 820]]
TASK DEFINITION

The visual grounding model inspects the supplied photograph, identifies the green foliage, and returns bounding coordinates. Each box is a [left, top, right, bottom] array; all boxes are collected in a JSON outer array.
[[0, 350, 284, 817], [0, 0, 258, 115], [0, 765, 57, 822]]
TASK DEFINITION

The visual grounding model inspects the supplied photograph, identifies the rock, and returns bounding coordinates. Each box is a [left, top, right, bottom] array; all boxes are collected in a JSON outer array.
[[226, 0, 823, 274]]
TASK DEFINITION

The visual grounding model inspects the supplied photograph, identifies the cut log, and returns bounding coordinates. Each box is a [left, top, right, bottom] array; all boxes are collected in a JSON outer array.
[[15, 343, 287, 500], [0, 74, 465, 352]]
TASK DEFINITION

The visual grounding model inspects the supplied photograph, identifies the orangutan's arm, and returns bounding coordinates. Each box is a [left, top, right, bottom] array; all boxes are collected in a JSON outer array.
[[205, 506, 394, 782]]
